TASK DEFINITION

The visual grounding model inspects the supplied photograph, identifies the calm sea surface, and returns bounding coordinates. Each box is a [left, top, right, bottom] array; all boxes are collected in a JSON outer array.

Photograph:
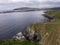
[[0, 11, 48, 39]]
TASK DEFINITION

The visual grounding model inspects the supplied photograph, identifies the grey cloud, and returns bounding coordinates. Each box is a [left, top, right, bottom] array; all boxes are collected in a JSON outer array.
[[0, 0, 60, 10], [0, 0, 12, 3]]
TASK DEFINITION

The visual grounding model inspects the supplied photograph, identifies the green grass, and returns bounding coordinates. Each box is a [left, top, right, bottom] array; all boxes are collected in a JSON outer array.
[[0, 40, 41, 45], [47, 10, 60, 22]]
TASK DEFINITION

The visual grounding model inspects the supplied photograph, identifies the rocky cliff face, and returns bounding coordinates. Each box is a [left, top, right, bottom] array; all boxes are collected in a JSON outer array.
[[23, 26, 41, 42], [23, 23, 60, 45]]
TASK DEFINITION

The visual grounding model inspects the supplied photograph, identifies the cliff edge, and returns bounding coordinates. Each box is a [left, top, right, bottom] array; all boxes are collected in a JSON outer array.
[[24, 23, 60, 45]]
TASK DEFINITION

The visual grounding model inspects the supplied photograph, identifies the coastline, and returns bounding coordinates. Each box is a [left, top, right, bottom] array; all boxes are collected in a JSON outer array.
[[0, 10, 60, 45]]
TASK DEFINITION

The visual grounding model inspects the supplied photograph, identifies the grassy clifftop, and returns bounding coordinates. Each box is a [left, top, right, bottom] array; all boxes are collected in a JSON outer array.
[[46, 10, 60, 23], [29, 23, 60, 45]]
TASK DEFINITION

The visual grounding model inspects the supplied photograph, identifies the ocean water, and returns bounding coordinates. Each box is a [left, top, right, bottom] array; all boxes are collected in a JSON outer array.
[[0, 11, 48, 39]]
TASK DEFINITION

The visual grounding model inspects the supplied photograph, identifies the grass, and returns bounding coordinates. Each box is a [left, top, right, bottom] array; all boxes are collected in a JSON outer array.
[[46, 10, 60, 22], [0, 40, 41, 45], [29, 23, 60, 45]]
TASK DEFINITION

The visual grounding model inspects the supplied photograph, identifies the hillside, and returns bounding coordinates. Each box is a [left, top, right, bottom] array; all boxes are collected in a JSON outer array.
[[26, 23, 60, 45], [0, 7, 60, 13], [24, 10, 60, 45]]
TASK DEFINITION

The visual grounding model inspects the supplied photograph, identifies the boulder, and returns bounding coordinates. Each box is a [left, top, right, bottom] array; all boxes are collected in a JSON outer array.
[[13, 32, 25, 40], [23, 27, 41, 42]]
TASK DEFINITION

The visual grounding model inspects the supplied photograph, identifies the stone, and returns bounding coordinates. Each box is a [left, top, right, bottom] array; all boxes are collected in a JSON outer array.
[[13, 32, 25, 40], [23, 27, 41, 42]]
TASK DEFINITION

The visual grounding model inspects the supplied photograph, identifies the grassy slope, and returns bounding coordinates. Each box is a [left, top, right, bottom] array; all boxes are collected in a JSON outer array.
[[0, 40, 41, 45], [47, 10, 60, 23], [28, 10, 60, 45], [29, 23, 60, 45]]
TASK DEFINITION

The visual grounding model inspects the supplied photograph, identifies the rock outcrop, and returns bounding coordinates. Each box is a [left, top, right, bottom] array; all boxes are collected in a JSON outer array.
[[23, 27, 41, 42], [13, 32, 25, 40], [43, 14, 55, 22]]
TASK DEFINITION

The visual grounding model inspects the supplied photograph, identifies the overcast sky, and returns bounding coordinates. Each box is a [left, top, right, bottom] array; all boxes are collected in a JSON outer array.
[[0, 0, 60, 3], [0, 0, 60, 10]]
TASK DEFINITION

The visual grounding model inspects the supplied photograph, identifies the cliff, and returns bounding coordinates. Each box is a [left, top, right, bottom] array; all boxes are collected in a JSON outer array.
[[24, 10, 60, 45], [24, 22, 60, 45]]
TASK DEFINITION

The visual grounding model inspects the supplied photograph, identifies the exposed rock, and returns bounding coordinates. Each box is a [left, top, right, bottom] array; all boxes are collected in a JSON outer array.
[[45, 32, 49, 36], [13, 32, 25, 40], [43, 14, 55, 22], [23, 27, 41, 42]]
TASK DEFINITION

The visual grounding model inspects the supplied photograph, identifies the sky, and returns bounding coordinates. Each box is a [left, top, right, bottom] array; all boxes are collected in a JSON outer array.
[[0, 0, 60, 3], [0, 0, 60, 10]]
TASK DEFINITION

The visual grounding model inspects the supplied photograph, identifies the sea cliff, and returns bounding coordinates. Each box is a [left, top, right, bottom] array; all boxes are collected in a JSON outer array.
[[25, 23, 60, 45], [23, 10, 60, 45]]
